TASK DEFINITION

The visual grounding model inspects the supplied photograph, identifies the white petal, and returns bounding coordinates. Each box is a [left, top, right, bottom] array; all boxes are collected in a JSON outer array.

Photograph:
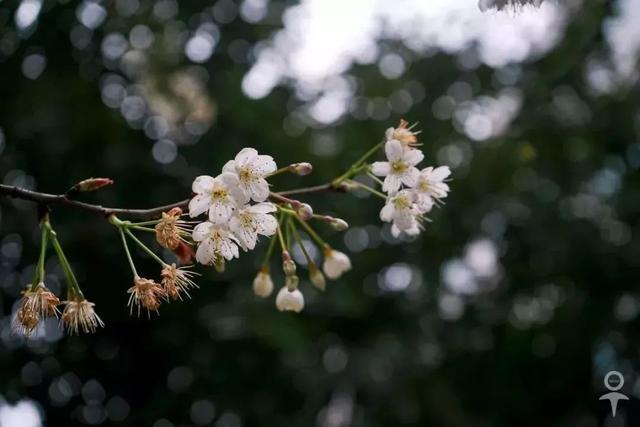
[[235, 148, 258, 166], [384, 140, 403, 162], [208, 200, 234, 224], [431, 166, 451, 181], [219, 172, 239, 187], [192, 222, 213, 242], [192, 175, 215, 194], [188, 194, 212, 218], [371, 161, 391, 177], [254, 155, 277, 175], [249, 178, 270, 202], [230, 186, 250, 206], [404, 148, 424, 166], [401, 167, 420, 188], [385, 127, 394, 140], [416, 195, 434, 213], [380, 203, 394, 222], [222, 160, 236, 174], [256, 214, 278, 236], [382, 175, 401, 193], [196, 239, 216, 265], [249, 202, 277, 214], [391, 224, 401, 238]]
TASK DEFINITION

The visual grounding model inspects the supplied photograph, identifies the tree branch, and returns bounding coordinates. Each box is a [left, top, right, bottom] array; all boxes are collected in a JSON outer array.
[[0, 182, 342, 219]]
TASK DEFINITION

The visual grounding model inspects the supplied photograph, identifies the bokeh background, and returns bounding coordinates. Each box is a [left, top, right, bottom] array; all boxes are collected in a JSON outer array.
[[1, 0, 640, 426]]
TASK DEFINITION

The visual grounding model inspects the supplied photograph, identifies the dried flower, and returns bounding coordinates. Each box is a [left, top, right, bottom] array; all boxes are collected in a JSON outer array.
[[127, 277, 166, 316], [155, 207, 190, 250], [322, 247, 352, 280], [252, 268, 274, 298], [61, 299, 104, 334], [275, 286, 304, 312], [161, 263, 198, 300], [385, 119, 420, 149]]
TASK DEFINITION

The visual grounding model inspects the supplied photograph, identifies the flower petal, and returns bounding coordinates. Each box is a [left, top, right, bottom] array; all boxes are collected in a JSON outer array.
[[188, 194, 212, 218], [380, 203, 394, 222], [256, 214, 277, 236], [404, 148, 424, 166], [235, 148, 258, 166], [249, 178, 270, 202], [371, 161, 391, 177], [384, 140, 403, 162], [254, 155, 277, 175], [249, 202, 277, 214], [222, 160, 236, 174], [208, 200, 234, 224], [196, 239, 215, 265], [401, 167, 420, 188], [382, 174, 401, 193], [192, 175, 215, 194], [192, 222, 213, 242], [431, 166, 451, 181]]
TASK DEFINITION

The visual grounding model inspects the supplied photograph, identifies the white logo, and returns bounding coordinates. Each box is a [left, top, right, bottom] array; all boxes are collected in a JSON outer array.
[[599, 371, 628, 417]]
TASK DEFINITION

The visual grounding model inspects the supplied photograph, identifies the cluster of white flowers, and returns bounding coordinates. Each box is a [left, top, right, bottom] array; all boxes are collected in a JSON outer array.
[[189, 148, 279, 266], [372, 123, 451, 237]]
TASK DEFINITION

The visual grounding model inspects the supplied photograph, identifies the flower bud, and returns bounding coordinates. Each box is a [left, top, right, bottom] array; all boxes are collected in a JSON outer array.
[[322, 246, 352, 279], [253, 269, 274, 298], [309, 264, 326, 291], [296, 203, 314, 221], [72, 177, 114, 193], [282, 251, 296, 276], [285, 274, 299, 291], [289, 162, 313, 176], [276, 286, 304, 312], [329, 217, 349, 231]]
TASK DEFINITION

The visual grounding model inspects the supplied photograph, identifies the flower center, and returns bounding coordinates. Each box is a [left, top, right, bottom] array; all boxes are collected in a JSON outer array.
[[391, 160, 407, 174], [418, 180, 430, 192], [393, 196, 411, 210], [238, 167, 254, 182], [211, 187, 228, 199]]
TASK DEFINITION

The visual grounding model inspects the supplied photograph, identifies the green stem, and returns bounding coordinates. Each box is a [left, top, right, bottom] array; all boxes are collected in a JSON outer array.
[[276, 217, 288, 252], [294, 214, 326, 247], [346, 180, 387, 199], [366, 171, 385, 187], [332, 141, 384, 185], [46, 223, 83, 299], [261, 229, 279, 269], [118, 227, 138, 278], [267, 166, 293, 178], [124, 228, 167, 266], [32, 220, 49, 287], [130, 219, 162, 227], [289, 221, 313, 267], [128, 225, 156, 233]]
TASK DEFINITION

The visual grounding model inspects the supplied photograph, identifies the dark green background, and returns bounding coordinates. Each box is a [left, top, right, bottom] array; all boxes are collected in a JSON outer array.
[[1, 1, 639, 426]]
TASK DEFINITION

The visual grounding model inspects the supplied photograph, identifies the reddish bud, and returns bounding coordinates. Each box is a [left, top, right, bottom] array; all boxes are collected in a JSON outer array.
[[73, 178, 114, 193]]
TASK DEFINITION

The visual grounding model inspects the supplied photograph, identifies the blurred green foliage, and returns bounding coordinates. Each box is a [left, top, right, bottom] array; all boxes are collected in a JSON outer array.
[[1, 0, 640, 426]]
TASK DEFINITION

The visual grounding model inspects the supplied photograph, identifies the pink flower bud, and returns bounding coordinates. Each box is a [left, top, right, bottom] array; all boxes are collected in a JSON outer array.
[[290, 162, 313, 176], [73, 177, 114, 192]]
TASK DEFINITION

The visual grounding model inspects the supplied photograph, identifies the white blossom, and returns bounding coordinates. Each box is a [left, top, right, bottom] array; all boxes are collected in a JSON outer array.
[[322, 248, 352, 279], [275, 286, 304, 312], [380, 190, 422, 237], [188, 173, 248, 223], [229, 202, 278, 250], [192, 221, 240, 265], [414, 166, 451, 211], [223, 148, 277, 202], [371, 140, 424, 193]]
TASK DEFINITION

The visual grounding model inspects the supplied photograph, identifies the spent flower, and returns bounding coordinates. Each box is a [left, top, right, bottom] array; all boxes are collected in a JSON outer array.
[[61, 298, 104, 334]]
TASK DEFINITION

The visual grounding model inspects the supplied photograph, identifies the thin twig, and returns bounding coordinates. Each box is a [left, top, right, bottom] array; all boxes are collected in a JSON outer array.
[[0, 182, 343, 220]]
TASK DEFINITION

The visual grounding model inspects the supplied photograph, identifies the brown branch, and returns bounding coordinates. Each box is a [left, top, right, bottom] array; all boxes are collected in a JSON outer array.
[[0, 182, 343, 219]]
